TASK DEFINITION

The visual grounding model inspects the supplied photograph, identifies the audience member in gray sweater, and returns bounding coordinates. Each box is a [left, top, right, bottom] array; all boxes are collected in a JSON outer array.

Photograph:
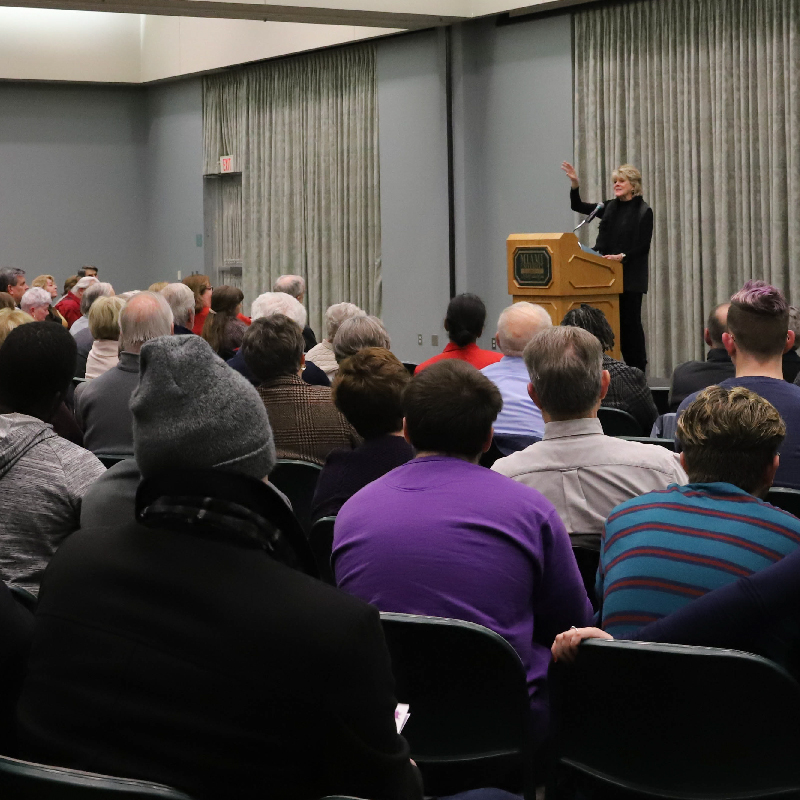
[[0, 323, 105, 593]]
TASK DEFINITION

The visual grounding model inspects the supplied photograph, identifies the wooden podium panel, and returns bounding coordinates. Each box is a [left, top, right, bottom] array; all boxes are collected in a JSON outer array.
[[506, 232, 622, 361]]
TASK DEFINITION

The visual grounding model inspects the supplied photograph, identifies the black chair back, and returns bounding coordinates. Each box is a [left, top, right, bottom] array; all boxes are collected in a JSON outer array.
[[0, 754, 196, 798], [597, 407, 643, 436], [268, 459, 323, 534], [550, 639, 800, 798], [767, 487, 800, 518], [309, 516, 336, 585], [9, 584, 37, 613], [380, 612, 533, 799], [402, 362, 417, 376], [571, 544, 600, 611], [618, 436, 676, 450]]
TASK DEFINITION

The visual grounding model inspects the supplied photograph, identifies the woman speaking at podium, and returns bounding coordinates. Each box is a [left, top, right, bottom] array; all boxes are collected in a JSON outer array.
[[561, 161, 653, 373]]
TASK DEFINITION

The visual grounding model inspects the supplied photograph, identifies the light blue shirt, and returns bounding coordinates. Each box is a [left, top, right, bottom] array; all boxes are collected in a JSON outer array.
[[481, 356, 544, 438]]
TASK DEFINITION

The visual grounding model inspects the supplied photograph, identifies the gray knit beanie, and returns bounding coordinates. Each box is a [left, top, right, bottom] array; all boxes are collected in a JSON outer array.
[[131, 335, 276, 480]]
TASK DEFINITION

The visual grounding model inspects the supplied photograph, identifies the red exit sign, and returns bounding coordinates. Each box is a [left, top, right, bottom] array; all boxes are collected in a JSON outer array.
[[220, 155, 234, 173]]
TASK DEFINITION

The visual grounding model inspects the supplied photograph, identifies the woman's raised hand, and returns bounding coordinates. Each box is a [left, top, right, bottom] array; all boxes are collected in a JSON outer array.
[[561, 161, 579, 188]]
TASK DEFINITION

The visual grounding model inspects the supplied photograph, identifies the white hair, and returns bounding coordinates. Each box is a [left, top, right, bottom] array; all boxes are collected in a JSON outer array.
[[496, 302, 552, 357], [273, 274, 305, 299], [251, 292, 307, 328], [324, 302, 365, 341], [71, 275, 99, 296], [80, 281, 115, 316], [119, 291, 173, 352], [161, 283, 195, 328], [20, 287, 52, 313], [333, 315, 391, 363]]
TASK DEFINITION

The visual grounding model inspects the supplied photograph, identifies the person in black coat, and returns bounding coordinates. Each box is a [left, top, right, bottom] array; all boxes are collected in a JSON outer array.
[[562, 161, 654, 373], [16, 335, 420, 800]]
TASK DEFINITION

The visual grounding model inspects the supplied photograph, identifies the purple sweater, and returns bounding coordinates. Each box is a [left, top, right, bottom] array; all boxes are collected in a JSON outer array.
[[333, 456, 592, 736]]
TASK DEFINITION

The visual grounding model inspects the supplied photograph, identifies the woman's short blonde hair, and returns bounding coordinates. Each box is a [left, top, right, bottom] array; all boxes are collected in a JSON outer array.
[[32, 274, 55, 290], [88, 296, 126, 340], [148, 281, 169, 293], [0, 308, 34, 347], [612, 164, 643, 197]]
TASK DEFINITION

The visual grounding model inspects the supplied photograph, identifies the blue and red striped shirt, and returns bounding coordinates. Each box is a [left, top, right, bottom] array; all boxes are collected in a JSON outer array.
[[597, 482, 800, 637]]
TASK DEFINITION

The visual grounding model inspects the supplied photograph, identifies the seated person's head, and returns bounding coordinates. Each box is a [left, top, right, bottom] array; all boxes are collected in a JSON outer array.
[[561, 303, 615, 353], [160, 283, 195, 330], [678, 385, 785, 497], [32, 274, 58, 299], [333, 315, 390, 364], [705, 303, 730, 348], [523, 326, 608, 421], [78, 266, 98, 279], [88, 296, 126, 342], [0, 308, 34, 347], [0, 293, 17, 312], [403, 360, 501, 461], [250, 291, 308, 329], [131, 336, 275, 480], [72, 276, 99, 300], [242, 314, 304, 383], [21, 288, 53, 322], [272, 274, 305, 301], [119, 292, 174, 354], [445, 293, 487, 347], [332, 348, 410, 439], [324, 302, 365, 343], [79, 281, 114, 317], [0, 322, 76, 421], [726, 280, 791, 359], [63, 276, 78, 296], [496, 302, 552, 357]]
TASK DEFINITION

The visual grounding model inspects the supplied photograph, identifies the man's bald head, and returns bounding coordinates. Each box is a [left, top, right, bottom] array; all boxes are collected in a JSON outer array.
[[496, 302, 553, 358], [119, 291, 173, 353], [705, 303, 730, 349]]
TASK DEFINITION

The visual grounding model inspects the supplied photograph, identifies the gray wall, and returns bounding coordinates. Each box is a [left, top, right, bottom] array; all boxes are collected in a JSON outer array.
[[144, 78, 205, 284], [0, 83, 148, 292]]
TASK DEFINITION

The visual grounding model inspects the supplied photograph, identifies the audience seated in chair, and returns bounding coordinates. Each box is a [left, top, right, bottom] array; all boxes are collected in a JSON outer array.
[[55, 275, 98, 330], [307, 302, 366, 380], [84, 295, 125, 380], [680, 280, 800, 489], [598, 385, 800, 638], [332, 359, 592, 748], [243, 314, 359, 465], [784, 305, 800, 383], [31, 274, 68, 327], [70, 281, 114, 339], [0, 268, 29, 308], [669, 302, 734, 411], [493, 326, 686, 551], [75, 292, 174, 458], [311, 347, 415, 523], [227, 291, 329, 387], [16, 334, 420, 800], [562, 304, 658, 433], [20, 287, 53, 323], [332, 313, 392, 366], [416, 293, 502, 373], [201, 285, 246, 361], [0, 323, 105, 594], [161, 282, 196, 336], [480, 302, 551, 455], [273, 273, 317, 352]]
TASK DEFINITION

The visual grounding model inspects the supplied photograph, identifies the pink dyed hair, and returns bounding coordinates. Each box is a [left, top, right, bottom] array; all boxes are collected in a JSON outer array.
[[730, 280, 787, 316]]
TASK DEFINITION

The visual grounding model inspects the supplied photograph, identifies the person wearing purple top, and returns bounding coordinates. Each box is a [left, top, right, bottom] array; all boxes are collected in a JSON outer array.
[[333, 360, 592, 747]]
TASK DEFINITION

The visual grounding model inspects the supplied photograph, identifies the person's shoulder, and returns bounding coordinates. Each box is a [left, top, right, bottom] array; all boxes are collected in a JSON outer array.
[[46, 436, 104, 472], [606, 485, 678, 522], [415, 351, 447, 372], [491, 442, 546, 477]]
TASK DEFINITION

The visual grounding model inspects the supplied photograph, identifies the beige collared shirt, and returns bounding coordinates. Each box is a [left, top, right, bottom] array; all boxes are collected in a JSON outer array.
[[492, 418, 687, 542]]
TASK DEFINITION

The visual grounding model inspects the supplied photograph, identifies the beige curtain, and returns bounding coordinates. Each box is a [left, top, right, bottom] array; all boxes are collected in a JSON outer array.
[[573, 0, 800, 377], [203, 44, 381, 335]]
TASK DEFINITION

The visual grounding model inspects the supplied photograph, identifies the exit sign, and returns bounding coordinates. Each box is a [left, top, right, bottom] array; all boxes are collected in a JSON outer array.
[[220, 155, 234, 173]]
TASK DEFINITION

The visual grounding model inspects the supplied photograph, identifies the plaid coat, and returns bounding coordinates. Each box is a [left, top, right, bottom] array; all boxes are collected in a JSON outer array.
[[602, 355, 659, 434], [257, 375, 359, 466]]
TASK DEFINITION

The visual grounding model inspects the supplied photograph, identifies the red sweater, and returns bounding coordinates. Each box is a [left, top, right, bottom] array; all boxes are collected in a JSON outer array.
[[416, 341, 503, 372], [54, 293, 82, 329]]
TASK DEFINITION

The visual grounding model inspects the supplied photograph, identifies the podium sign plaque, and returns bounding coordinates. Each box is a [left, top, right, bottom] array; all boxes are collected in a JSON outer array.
[[506, 232, 622, 361]]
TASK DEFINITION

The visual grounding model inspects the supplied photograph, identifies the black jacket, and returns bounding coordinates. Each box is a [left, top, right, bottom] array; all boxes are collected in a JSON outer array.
[[17, 486, 419, 800], [571, 188, 653, 293], [669, 348, 736, 411]]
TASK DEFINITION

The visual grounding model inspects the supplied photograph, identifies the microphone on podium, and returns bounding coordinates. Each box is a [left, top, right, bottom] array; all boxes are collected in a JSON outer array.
[[573, 202, 604, 233]]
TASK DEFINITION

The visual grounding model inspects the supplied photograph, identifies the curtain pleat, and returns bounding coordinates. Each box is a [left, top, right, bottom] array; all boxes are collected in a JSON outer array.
[[202, 44, 381, 334], [574, 0, 800, 377]]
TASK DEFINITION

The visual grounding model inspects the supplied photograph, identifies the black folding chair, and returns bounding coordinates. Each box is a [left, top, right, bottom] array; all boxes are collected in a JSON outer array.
[[0, 754, 196, 798], [571, 544, 600, 611], [380, 612, 534, 800], [618, 436, 676, 450], [309, 516, 336, 585], [597, 407, 643, 437], [268, 459, 324, 534], [766, 487, 800, 518], [549, 638, 800, 799]]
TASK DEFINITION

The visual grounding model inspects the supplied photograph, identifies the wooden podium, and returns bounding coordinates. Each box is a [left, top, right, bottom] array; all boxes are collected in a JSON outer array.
[[506, 232, 623, 361]]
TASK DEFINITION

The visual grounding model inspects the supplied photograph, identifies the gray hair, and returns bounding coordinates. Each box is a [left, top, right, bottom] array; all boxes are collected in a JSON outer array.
[[0, 268, 25, 294], [251, 292, 307, 328], [72, 275, 99, 298], [333, 315, 391, 363], [325, 302, 365, 341], [119, 291, 173, 352], [272, 274, 305, 299], [523, 326, 604, 419], [161, 283, 195, 328], [496, 302, 552, 357], [80, 281, 114, 316], [20, 287, 52, 314]]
